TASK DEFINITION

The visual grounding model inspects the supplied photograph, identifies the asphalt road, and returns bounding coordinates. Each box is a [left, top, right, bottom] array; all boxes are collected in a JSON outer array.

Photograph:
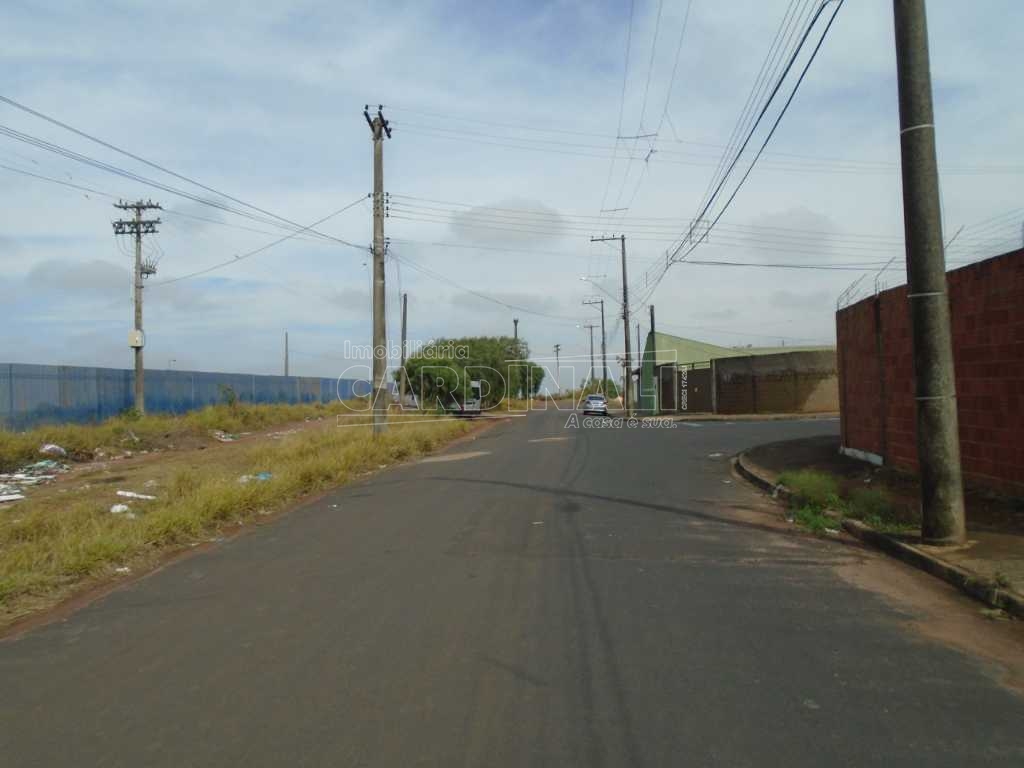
[[2, 410, 1023, 767]]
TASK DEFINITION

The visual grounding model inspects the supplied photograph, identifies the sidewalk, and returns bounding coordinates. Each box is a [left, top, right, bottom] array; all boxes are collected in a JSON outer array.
[[738, 435, 1024, 618], [646, 411, 839, 422]]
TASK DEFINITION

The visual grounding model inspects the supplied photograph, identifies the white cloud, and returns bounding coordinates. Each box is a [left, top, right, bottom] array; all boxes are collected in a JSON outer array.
[[1, 0, 1021, 382]]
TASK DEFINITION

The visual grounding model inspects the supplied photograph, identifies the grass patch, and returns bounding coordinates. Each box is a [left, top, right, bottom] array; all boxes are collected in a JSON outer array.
[[0, 401, 361, 471], [776, 470, 917, 536], [777, 470, 841, 510], [792, 506, 836, 535], [844, 487, 915, 534], [0, 411, 472, 623]]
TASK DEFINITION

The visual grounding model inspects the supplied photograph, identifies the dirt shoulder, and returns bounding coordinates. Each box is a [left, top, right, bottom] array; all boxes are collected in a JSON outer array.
[[1, 407, 507, 632]]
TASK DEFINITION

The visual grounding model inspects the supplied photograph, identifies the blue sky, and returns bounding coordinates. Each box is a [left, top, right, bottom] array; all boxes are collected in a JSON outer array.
[[2, 0, 1022, 386]]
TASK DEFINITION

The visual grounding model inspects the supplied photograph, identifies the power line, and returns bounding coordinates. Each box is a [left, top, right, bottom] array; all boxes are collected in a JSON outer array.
[[0, 110, 364, 249], [0, 160, 359, 250], [597, 0, 637, 223], [610, 0, 695, 232], [394, 122, 1022, 176], [608, 0, 665, 217], [388, 200, 935, 247], [151, 194, 370, 287], [0, 94, 364, 249], [387, 193, 914, 241], [698, 0, 805, 214], [633, 0, 846, 308], [385, 106, 1021, 173], [389, 249, 582, 324]]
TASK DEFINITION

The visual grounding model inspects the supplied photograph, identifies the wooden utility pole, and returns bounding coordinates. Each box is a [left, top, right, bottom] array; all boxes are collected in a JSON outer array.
[[284, 330, 289, 377], [893, 0, 965, 544], [399, 292, 408, 407], [591, 234, 631, 413], [365, 105, 391, 434], [113, 199, 161, 415]]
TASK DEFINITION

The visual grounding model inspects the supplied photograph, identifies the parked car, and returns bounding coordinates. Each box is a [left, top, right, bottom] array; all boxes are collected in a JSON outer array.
[[448, 379, 482, 417], [582, 393, 608, 416]]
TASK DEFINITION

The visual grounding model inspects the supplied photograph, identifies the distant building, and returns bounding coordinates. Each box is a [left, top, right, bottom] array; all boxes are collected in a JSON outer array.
[[637, 331, 837, 415]]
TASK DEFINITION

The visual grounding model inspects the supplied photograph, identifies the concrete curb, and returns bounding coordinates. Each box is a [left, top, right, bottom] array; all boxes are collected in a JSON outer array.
[[733, 453, 791, 502], [840, 519, 1024, 619], [651, 412, 839, 423], [735, 452, 1024, 620]]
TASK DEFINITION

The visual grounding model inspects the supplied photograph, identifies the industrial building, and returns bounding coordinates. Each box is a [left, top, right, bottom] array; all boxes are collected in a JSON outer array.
[[637, 331, 838, 416]]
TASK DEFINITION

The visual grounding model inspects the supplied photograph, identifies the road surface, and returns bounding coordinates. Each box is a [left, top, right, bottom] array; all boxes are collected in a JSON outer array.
[[2, 410, 1022, 766]]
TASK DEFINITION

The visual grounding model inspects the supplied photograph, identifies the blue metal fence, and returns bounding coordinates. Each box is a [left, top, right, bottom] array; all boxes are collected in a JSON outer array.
[[1, 363, 360, 430]]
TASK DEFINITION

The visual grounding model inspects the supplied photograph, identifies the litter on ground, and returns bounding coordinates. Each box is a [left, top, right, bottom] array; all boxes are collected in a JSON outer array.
[[0, 458, 71, 501], [238, 472, 273, 484], [211, 430, 238, 442], [114, 566, 131, 575], [39, 443, 67, 457], [116, 490, 157, 500], [110, 503, 131, 514]]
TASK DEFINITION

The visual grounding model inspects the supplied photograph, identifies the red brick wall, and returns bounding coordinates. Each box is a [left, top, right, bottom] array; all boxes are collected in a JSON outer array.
[[836, 248, 1024, 495]]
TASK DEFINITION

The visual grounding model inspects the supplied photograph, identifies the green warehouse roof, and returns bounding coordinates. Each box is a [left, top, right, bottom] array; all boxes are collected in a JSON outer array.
[[643, 331, 831, 368]]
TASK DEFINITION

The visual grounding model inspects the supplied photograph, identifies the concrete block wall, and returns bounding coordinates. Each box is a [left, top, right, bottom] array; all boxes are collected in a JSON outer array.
[[836, 247, 1024, 495], [713, 350, 839, 415]]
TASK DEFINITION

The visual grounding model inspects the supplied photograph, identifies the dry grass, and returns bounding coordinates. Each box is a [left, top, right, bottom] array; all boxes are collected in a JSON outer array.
[[0, 409, 472, 624], [0, 401, 366, 471]]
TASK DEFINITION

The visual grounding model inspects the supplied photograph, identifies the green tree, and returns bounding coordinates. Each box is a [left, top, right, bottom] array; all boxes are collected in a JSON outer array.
[[398, 336, 544, 410]]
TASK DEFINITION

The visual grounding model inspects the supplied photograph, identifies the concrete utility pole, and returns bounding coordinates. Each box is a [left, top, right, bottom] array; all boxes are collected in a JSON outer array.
[[513, 317, 519, 341], [636, 322, 642, 402], [893, 0, 965, 544], [582, 323, 598, 386], [649, 304, 657, 414], [591, 234, 631, 413], [365, 105, 392, 434], [553, 343, 561, 395], [284, 330, 289, 377], [113, 199, 161, 415], [399, 292, 408, 407], [583, 298, 608, 389]]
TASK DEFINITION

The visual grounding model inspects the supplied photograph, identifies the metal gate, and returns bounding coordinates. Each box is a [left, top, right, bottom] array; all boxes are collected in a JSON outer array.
[[656, 363, 712, 413], [680, 366, 712, 412], [657, 365, 677, 411]]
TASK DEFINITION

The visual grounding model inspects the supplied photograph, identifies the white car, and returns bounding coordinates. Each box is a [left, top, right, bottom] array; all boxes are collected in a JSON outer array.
[[582, 393, 608, 416]]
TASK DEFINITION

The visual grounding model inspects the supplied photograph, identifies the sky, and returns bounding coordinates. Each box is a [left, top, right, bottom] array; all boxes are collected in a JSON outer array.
[[2, 0, 1022, 390]]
